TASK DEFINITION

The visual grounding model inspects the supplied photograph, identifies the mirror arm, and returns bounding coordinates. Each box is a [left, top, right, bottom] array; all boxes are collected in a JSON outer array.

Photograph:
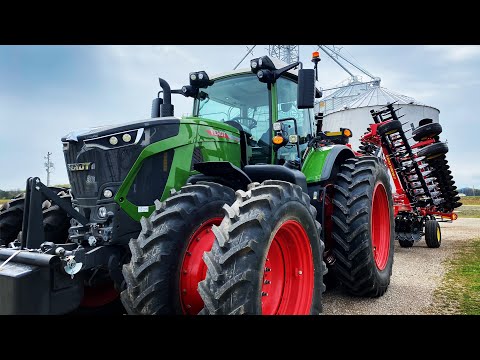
[[274, 61, 302, 79]]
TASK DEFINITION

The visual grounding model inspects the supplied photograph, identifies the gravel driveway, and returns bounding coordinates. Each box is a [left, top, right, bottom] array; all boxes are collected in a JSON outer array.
[[322, 218, 480, 315]]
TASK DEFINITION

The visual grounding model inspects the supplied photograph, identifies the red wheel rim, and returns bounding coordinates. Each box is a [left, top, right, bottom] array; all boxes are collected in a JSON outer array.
[[179, 217, 222, 315], [261, 220, 314, 315], [371, 183, 390, 270]]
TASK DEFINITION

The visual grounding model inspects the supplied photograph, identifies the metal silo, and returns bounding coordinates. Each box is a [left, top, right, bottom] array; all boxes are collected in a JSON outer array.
[[320, 84, 440, 151]]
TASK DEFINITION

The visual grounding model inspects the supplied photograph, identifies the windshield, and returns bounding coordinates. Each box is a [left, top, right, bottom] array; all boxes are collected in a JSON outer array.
[[196, 74, 271, 145]]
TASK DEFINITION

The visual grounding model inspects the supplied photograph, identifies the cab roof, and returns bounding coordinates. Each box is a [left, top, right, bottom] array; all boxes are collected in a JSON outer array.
[[210, 57, 299, 81]]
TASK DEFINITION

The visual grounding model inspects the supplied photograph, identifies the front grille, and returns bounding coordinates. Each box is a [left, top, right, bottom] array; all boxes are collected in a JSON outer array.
[[64, 142, 143, 199], [126, 150, 174, 206]]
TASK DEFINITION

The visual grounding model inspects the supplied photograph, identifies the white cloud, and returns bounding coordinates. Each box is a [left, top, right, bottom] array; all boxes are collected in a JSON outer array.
[[425, 45, 480, 62], [1, 45, 479, 191]]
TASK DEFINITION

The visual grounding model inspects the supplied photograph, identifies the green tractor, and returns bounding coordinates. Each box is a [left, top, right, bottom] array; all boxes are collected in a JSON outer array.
[[0, 54, 394, 315]]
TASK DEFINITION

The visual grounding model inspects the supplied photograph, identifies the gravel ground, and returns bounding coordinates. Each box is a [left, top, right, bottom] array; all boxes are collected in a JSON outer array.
[[322, 217, 480, 315]]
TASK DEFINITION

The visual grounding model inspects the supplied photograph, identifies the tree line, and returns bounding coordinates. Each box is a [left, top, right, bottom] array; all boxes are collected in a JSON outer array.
[[1, 184, 70, 199], [0, 189, 24, 199], [458, 187, 480, 196]]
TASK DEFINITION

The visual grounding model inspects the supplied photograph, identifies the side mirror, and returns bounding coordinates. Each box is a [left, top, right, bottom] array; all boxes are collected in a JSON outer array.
[[297, 69, 315, 109]]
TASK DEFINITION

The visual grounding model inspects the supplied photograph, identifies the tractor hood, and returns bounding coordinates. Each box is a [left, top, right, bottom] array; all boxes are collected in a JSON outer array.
[[62, 116, 181, 204], [62, 117, 181, 142]]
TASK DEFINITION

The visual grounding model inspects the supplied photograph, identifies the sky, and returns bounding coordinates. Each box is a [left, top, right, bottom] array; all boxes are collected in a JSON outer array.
[[0, 45, 479, 190]]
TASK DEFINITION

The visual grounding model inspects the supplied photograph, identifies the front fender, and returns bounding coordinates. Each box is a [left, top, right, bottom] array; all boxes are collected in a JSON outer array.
[[302, 145, 355, 184]]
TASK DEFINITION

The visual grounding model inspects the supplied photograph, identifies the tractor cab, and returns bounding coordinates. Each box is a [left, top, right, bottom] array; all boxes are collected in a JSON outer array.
[[191, 56, 317, 167]]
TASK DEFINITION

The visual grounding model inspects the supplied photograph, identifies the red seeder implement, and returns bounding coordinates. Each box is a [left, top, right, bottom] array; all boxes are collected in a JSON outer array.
[[357, 103, 461, 247]]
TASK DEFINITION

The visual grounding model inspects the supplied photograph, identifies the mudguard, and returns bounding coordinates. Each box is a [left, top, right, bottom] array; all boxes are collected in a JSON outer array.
[[302, 145, 355, 184]]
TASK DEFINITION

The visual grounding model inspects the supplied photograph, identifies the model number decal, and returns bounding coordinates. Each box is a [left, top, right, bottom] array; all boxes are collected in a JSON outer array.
[[67, 162, 93, 171]]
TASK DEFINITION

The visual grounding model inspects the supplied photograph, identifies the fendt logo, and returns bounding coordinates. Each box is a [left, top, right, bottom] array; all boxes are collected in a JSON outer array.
[[67, 162, 93, 172], [207, 129, 229, 139]]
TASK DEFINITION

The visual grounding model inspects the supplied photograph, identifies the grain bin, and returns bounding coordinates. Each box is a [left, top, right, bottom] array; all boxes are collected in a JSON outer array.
[[318, 83, 440, 150]]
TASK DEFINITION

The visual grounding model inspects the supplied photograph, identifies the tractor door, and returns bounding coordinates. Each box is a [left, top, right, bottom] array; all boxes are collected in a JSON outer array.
[[273, 76, 315, 165]]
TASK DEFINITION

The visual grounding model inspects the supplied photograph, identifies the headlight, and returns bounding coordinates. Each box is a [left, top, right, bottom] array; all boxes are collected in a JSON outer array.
[[122, 133, 132, 143], [103, 189, 113, 198], [83, 128, 144, 150]]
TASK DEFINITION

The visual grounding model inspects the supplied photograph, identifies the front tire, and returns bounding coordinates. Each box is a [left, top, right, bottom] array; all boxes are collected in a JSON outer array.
[[199, 180, 325, 315], [332, 156, 395, 297], [120, 182, 235, 315]]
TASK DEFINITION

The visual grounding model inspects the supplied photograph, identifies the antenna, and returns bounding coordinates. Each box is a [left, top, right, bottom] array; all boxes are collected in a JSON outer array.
[[233, 45, 257, 70], [44, 152, 54, 186]]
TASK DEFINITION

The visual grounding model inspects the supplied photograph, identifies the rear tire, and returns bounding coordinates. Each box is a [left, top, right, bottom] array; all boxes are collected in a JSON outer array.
[[43, 191, 72, 243], [121, 182, 235, 315], [0, 195, 25, 245], [425, 219, 441, 248], [332, 156, 394, 297], [199, 180, 325, 315], [0, 190, 71, 246]]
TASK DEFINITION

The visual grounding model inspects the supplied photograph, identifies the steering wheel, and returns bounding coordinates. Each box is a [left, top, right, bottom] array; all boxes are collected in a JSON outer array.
[[230, 116, 258, 130]]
